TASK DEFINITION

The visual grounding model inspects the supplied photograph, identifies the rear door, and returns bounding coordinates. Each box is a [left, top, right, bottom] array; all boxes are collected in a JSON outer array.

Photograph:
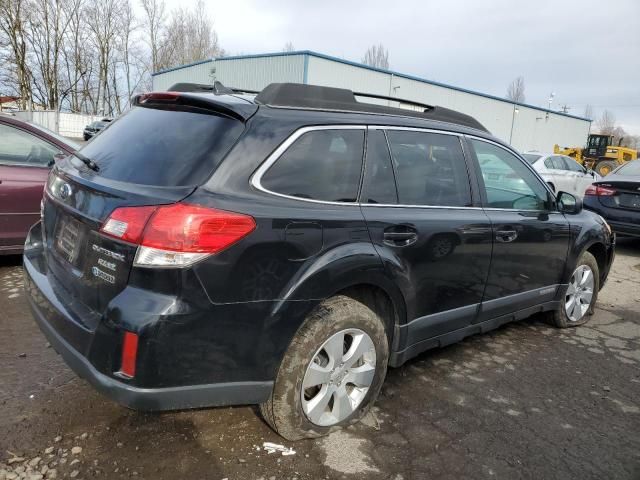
[[360, 127, 493, 344], [561, 156, 594, 197], [467, 138, 571, 321], [544, 156, 572, 193], [0, 122, 60, 250]]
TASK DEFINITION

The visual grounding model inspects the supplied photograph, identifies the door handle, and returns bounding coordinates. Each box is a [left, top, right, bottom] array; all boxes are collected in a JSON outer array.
[[383, 231, 418, 247], [496, 229, 518, 243]]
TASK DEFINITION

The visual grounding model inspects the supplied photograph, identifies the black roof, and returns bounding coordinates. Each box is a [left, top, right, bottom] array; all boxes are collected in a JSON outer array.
[[254, 83, 488, 132], [165, 81, 488, 132]]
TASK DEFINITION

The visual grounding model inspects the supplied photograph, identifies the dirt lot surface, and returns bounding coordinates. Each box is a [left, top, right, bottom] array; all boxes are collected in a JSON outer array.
[[1, 239, 639, 480]]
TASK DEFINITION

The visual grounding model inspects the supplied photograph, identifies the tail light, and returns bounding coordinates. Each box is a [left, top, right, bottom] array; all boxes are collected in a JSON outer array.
[[100, 203, 256, 267], [136, 92, 180, 104], [584, 185, 617, 196]]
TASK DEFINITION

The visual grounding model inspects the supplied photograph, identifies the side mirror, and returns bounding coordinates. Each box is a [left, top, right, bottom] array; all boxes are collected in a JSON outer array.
[[557, 191, 583, 214]]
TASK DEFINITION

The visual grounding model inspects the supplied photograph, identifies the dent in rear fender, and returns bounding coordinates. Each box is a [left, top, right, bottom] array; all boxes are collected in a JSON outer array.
[[275, 242, 389, 301], [269, 242, 407, 332]]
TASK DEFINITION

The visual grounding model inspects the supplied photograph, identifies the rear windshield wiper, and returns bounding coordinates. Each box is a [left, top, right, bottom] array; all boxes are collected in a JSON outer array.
[[71, 151, 100, 172]]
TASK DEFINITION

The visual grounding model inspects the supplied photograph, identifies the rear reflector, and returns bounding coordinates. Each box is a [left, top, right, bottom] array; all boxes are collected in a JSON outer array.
[[100, 203, 256, 267], [584, 185, 617, 196], [119, 331, 139, 378]]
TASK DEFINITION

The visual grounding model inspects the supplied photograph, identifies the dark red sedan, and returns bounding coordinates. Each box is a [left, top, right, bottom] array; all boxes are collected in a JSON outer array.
[[0, 114, 78, 254]]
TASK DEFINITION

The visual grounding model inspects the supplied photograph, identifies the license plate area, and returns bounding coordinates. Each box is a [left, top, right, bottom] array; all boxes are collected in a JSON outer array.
[[618, 193, 640, 209], [55, 215, 82, 263]]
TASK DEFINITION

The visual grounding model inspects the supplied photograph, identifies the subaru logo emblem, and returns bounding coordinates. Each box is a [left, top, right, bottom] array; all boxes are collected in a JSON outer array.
[[59, 183, 72, 200]]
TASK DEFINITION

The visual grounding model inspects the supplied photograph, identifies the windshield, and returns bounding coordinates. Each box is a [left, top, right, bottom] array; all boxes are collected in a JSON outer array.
[[77, 106, 244, 186], [522, 153, 542, 164], [615, 160, 640, 176]]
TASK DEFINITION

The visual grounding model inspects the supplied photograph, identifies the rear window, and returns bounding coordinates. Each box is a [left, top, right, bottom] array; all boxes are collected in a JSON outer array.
[[616, 161, 640, 176], [77, 106, 243, 186], [522, 153, 541, 164]]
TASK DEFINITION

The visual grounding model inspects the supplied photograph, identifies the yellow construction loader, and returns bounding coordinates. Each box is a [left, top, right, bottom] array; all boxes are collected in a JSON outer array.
[[554, 134, 637, 176]]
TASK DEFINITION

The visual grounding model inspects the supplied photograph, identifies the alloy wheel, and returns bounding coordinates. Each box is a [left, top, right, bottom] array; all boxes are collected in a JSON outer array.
[[301, 328, 376, 427], [565, 264, 595, 322]]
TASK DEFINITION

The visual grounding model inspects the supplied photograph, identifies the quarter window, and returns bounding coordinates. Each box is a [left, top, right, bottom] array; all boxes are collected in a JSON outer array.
[[386, 130, 471, 207], [261, 129, 365, 202], [0, 124, 62, 166], [471, 139, 549, 210]]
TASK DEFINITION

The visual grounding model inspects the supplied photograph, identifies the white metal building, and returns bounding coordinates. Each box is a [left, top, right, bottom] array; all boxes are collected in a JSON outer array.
[[152, 51, 591, 152]]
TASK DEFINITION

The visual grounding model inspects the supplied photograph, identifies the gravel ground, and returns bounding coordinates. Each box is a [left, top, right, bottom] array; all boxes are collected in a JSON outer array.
[[1, 239, 639, 480]]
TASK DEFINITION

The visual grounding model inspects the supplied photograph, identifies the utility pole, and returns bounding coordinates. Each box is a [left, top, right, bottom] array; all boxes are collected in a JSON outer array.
[[509, 104, 519, 144]]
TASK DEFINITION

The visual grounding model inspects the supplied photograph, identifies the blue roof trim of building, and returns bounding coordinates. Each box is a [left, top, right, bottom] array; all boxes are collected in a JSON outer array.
[[151, 58, 214, 77], [152, 50, 591, 122]]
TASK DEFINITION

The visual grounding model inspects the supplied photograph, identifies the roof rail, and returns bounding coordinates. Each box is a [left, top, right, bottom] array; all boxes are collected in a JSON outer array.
[[353, 91, 433, 112], [255, 83, 488, 132]]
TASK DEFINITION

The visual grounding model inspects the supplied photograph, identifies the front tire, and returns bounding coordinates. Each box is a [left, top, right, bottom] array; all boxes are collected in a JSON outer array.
[[550, 251, 599, 328], [260, 295, 389, 440]]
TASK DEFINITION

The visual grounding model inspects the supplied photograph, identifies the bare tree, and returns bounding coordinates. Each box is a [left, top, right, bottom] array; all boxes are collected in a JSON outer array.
[[86, 0, 125, 115], [362, 44, 389, 69], [596, 110, 616, 136], [283, 41, 295, 52], [140, 0, 165, 72], [0, 0, 32, 108], [161, 0, 222, 69], [506, 76, 525, 103], [0, 0, 221, 118], [583, 104, 593, 120]]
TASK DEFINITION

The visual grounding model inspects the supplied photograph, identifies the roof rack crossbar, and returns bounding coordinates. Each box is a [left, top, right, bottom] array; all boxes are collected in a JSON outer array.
[[353, 91, 433, 111]]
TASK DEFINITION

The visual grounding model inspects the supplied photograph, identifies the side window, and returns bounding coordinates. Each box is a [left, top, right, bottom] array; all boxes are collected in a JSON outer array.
[[545, 156, 565, 170], [0, 124, 61, 166], [361, 129, 397, 204], [553, 156, 570, 170], [386, 130, 471, 207], [261, 129, 364, 202], [563, 157, 584, 172], [471, 139, 549, 211]]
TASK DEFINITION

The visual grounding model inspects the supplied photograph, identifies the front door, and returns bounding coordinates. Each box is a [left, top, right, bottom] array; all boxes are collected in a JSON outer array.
[[360, 127, 493, 344], [468, 138, 571, 321]]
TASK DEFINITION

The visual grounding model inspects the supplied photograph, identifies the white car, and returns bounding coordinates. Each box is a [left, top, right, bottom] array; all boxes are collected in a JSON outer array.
[[522, 152, 601, 198]]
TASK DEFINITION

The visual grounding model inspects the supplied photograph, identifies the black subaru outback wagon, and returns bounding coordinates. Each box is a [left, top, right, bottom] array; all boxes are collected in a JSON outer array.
[[24, 82, 614, 440]]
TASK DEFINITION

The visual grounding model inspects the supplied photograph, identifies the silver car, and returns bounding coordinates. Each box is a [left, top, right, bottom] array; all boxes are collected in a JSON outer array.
[[523, 152, 601, 197]]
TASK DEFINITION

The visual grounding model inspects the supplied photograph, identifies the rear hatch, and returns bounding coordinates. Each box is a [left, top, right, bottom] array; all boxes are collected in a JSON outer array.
[[42, 96, 252, 324]]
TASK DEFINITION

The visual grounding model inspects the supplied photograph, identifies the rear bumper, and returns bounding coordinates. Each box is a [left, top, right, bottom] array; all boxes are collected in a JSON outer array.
[[26, 278, 272, 411], [584, 199, 640, 237], [607, 221, 640, 238], [23, 223, 273, 411]]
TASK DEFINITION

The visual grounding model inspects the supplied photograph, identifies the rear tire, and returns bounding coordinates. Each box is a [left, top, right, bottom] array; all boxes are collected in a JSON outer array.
[[549, 251, 599, 328], [594, 160, 617, 176], [260, 295, 389, 440]]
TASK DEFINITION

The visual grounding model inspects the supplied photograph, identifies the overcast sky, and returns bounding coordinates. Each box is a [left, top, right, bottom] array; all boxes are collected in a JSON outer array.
[[166, 0, 640, 134]]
